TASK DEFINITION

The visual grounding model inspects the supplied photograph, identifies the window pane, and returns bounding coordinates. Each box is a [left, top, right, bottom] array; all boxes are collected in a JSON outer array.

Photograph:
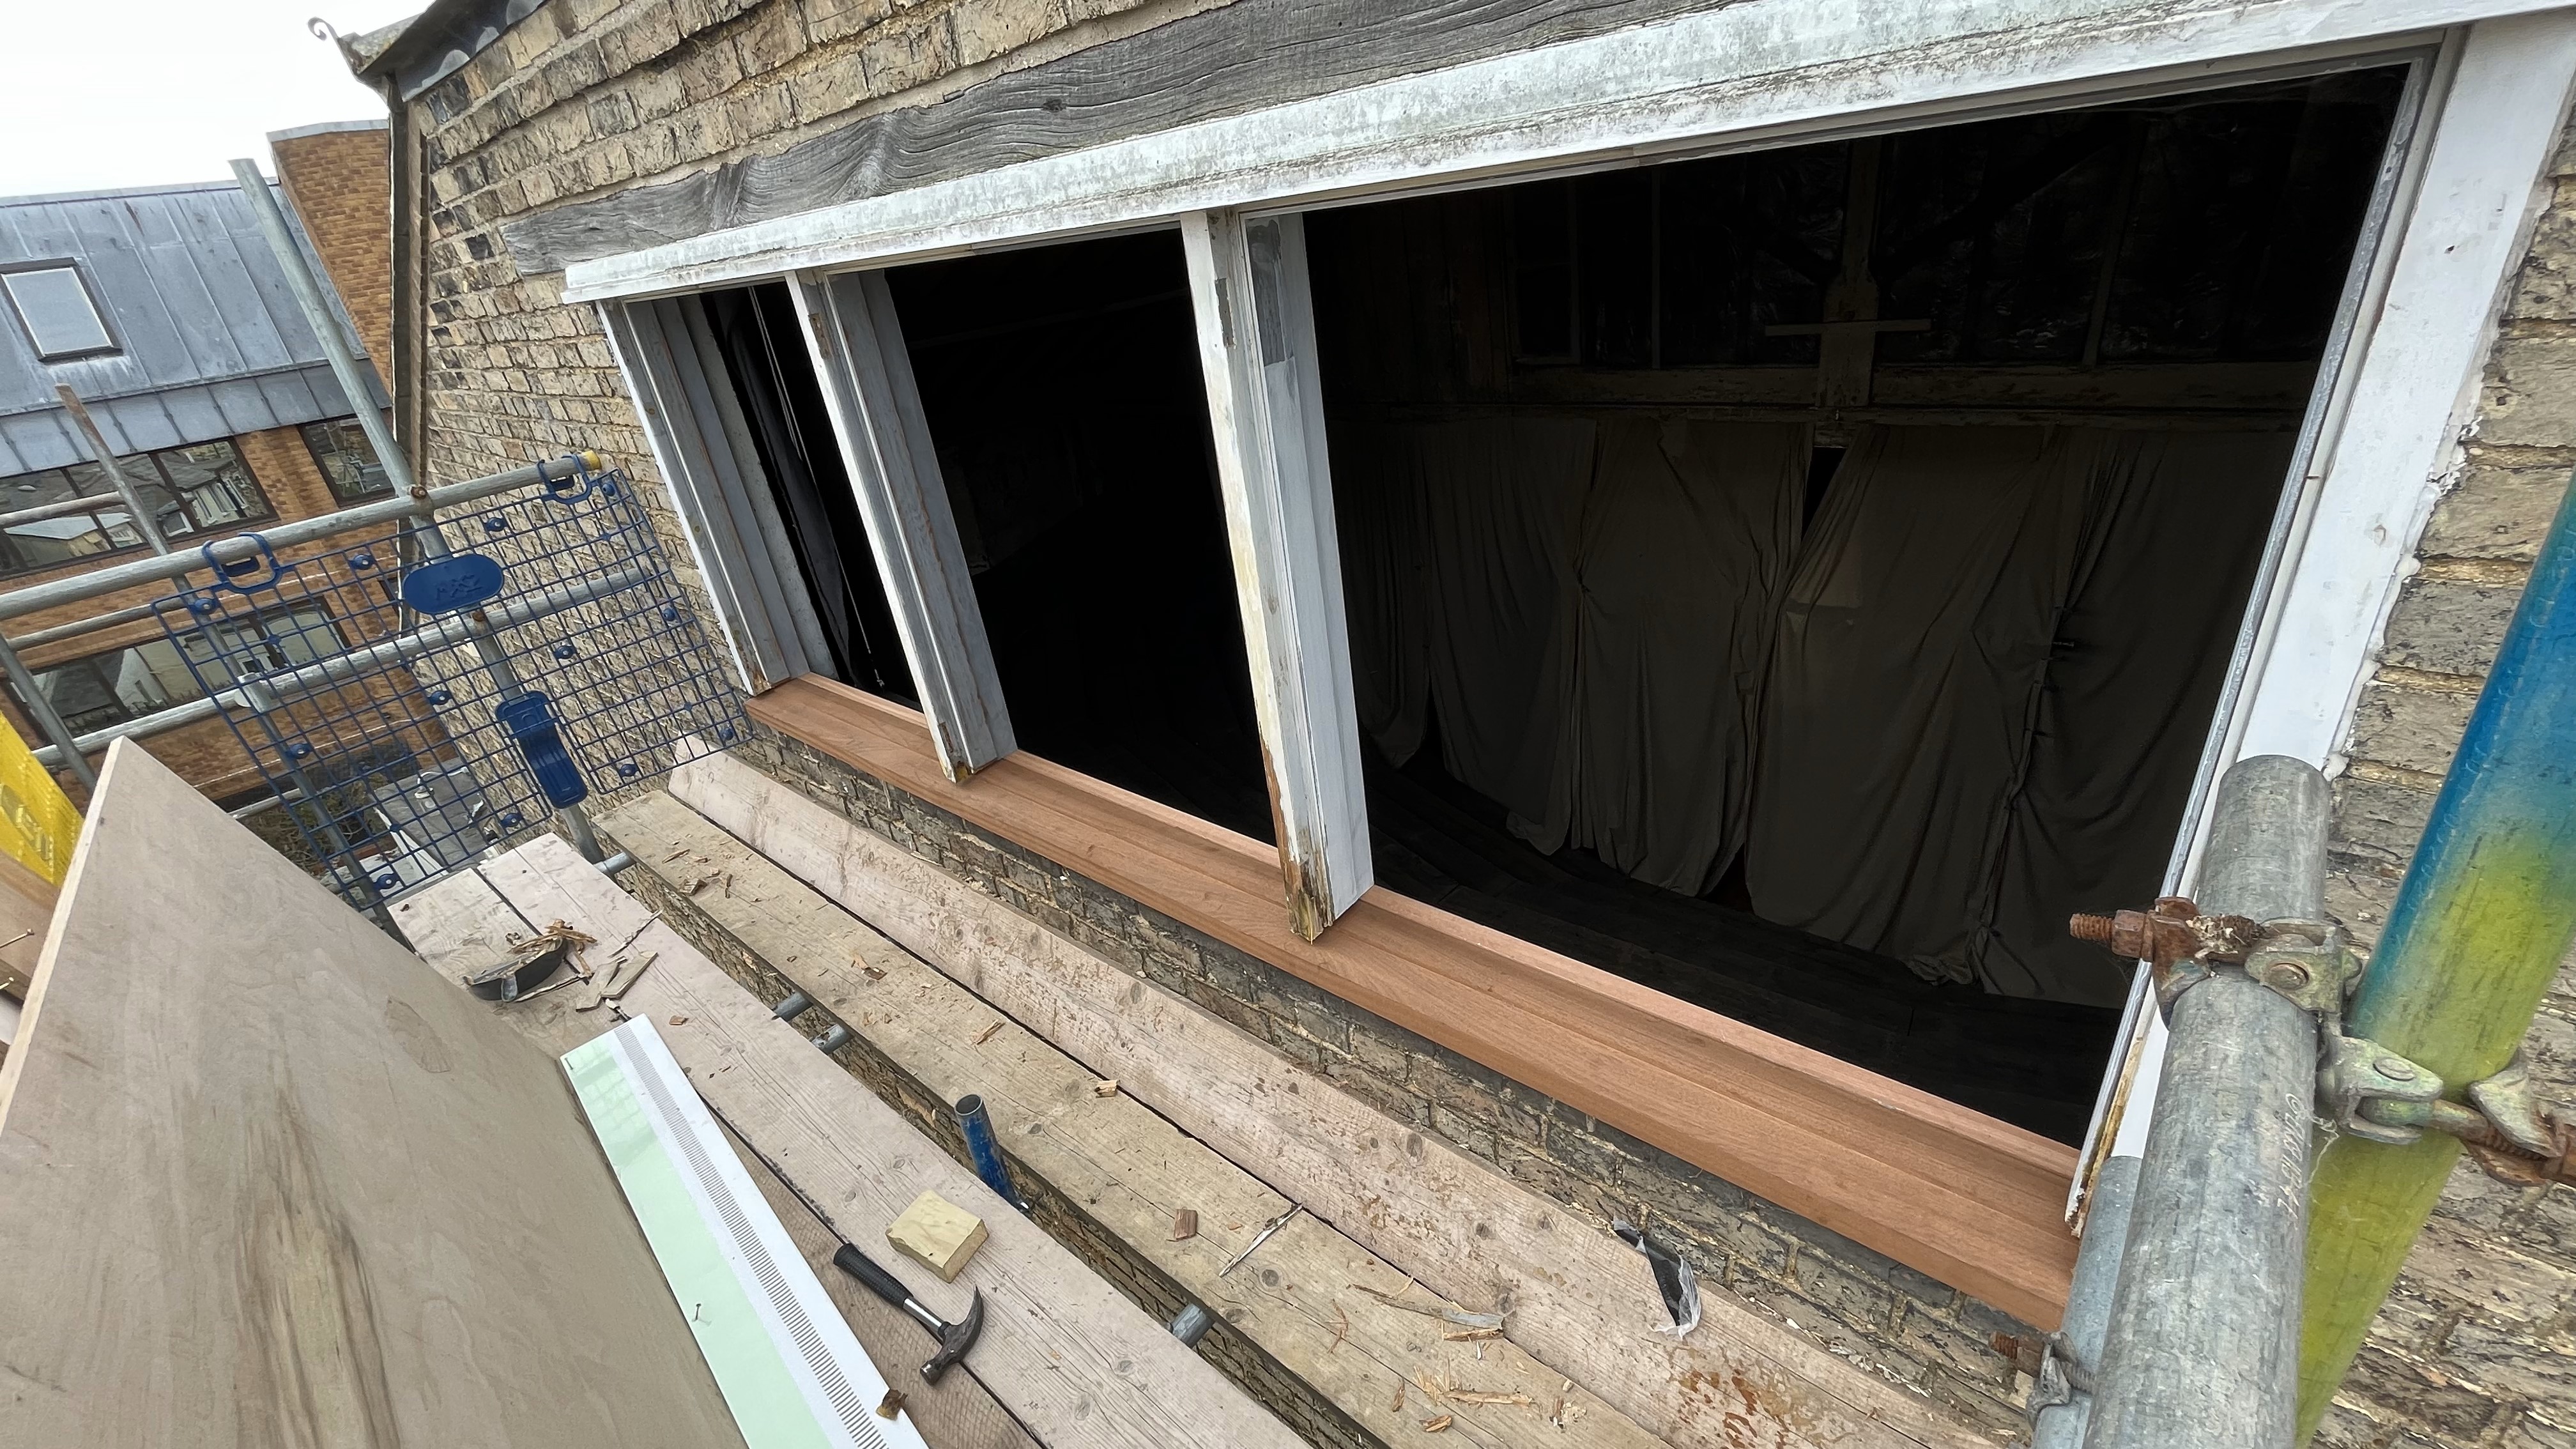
[[31, 661, 123, 733], [4, 266, 115, 358], [4, 512, 114, 566], [300, 418, 391, 502], [106, 648, 177, 716], [156, 440, 269, 528], [131, 638, 203, 704], [3, 468, 84, 509]]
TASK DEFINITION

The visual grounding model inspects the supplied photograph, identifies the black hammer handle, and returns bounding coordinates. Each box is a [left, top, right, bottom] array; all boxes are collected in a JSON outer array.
[[832, 1242, 916, 1306]]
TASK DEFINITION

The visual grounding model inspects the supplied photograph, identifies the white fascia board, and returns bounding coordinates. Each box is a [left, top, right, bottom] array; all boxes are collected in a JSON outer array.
[[561, 0, 2556, 303]]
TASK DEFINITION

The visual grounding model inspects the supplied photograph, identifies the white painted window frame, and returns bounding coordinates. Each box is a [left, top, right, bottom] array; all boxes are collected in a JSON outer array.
[[1181, 211, 1374, 937], [575, 0, 2576, 1199], [599, 293, 837, 694], [785, 269, 1015, 780]]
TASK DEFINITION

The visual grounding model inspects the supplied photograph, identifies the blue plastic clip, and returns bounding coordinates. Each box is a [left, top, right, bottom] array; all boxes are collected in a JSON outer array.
[[203, 532, 285, 594], [494, 692, 589, 808]]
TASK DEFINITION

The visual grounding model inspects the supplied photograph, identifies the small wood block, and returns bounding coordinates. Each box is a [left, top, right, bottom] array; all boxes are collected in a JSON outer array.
[[887, 1189, 988, 1282]]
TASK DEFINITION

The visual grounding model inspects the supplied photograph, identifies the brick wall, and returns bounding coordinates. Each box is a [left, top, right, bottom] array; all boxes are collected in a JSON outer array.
[[2311, 122, 2576, 1449], [273, 121, 397, 374], [389, 3, 2576, 1443]]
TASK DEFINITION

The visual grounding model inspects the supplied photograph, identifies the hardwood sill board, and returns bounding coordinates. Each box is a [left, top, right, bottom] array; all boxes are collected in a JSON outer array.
[[746, 675, 2079, 1327]]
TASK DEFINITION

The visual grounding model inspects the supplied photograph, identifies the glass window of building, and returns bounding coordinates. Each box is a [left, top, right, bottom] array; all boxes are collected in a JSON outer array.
[[300, 418, 392, 502], [3, 264, 116, 360], [0, 438, 275, 578], [10, 605, 337, 735]]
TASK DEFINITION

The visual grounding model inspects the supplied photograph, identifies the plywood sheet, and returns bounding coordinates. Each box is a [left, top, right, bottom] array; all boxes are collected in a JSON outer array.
[[0, 741, 746, 1448]]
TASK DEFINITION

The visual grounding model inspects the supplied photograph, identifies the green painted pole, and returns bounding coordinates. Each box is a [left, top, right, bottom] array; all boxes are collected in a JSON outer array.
[[2297, 473, 2576, 1438]]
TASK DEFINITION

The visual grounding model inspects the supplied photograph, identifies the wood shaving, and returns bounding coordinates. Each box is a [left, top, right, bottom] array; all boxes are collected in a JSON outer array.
[[972, 1021, 1004, 1045], [1390, 1383, 1404, 1413], [1170, 1209, 1198, 1241], [663, 847, 689, 862], [668, 1015, 689, 1026], [859, 960, 886, 981], [1350, 1284, 1506, 1330], [721, 872, 733, 898], [1422, 1416, 1453, 1434], [1445, 1391, 1534, 1407], [1441, 1328, 1501, 1341], [686, 875, 711, 895], [875, 1389, 905, 1421], [1092, 1079, 1118, 1098]]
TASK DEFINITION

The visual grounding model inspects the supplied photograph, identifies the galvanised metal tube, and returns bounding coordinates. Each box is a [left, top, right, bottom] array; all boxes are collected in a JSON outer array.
[[28, 556, 654, 765], [0, 635, 97, 792], [954, 1094, 1029, 1211], [2297, 477, 2576, 1436], [54, 385, 168, 555], [6, 598, 162, 651], [2030, 1153, 2142, 1449], [227, 160, 416, 496], [0, 455, 597, 624], [2084, 753, 2329, 1449], [0, 490, 140, 531]]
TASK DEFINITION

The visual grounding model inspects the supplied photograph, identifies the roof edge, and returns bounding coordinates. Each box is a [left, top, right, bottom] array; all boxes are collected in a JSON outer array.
[[268, 118, 392, 144], [0, 178, 282, 209], [356, 0, 547, 101]]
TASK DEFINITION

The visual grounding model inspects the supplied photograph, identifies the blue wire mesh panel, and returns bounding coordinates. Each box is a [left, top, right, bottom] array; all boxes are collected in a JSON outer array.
[[153, 458, 747, 911]]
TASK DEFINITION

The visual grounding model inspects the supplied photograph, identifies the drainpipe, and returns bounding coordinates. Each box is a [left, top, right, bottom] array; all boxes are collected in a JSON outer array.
[[2079, 753, 2330, 1449], [2296, 476, 2576, 1436]]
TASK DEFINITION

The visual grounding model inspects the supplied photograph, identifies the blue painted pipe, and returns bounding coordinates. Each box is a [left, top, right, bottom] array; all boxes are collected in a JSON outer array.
[[954, 1094, 1029, 1211], [2299, 470, 2576, 1430]]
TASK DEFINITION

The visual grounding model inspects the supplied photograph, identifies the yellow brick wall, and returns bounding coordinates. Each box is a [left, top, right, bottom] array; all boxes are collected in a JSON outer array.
[[273, 124, 397, 374]]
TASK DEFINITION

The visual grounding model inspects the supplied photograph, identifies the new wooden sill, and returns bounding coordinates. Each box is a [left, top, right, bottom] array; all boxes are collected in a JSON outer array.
[[747, 675, 2080, 1328]]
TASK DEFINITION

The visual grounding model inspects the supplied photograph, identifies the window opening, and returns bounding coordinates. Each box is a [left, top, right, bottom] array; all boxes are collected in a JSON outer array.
[[302, 417, 394, 502], [3, 264, 116, 360], [1306, 66, 2404, 1142], [885, 232, 1275, 843], [698, 282, 919, 703], [0, 438, 275, 578]]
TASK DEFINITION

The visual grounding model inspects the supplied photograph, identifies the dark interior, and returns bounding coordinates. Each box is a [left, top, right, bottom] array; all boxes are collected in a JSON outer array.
[[889, 234, 1276, 845], [1301, 68, 2402, 1140], [702, 282, 918, 703]]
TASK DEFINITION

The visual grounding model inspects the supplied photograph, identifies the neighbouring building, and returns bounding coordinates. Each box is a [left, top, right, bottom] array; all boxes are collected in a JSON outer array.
[[0, 136, 397, 808], [340, 4, 2576, 1445]]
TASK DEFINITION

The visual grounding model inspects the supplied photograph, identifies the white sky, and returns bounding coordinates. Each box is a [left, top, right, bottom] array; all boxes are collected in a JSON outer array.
[[0, 1, 425, 197]]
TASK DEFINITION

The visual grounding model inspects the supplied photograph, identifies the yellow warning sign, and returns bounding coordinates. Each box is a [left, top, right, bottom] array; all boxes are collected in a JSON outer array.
[[0, 718, 79, 886]]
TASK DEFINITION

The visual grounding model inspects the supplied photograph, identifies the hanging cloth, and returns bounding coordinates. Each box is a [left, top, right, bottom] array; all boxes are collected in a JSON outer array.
[[1536, 419, 1805, 893], [1744, 425, 2093, 979], [1348, 417, 1597, 828], [1971, 429, 2294, 1002]]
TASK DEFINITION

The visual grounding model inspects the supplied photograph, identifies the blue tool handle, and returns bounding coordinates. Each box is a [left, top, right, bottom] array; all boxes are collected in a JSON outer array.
[[494, 693, 589, 808]]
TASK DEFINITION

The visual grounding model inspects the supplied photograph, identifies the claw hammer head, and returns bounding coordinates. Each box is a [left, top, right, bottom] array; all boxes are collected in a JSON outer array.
[[921, 1289, 985, 1383]]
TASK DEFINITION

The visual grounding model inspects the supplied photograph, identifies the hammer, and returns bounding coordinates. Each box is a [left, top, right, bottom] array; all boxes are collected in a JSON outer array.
[[699, 1093, 987, 1382], [831, 1243, 986, 1383]]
